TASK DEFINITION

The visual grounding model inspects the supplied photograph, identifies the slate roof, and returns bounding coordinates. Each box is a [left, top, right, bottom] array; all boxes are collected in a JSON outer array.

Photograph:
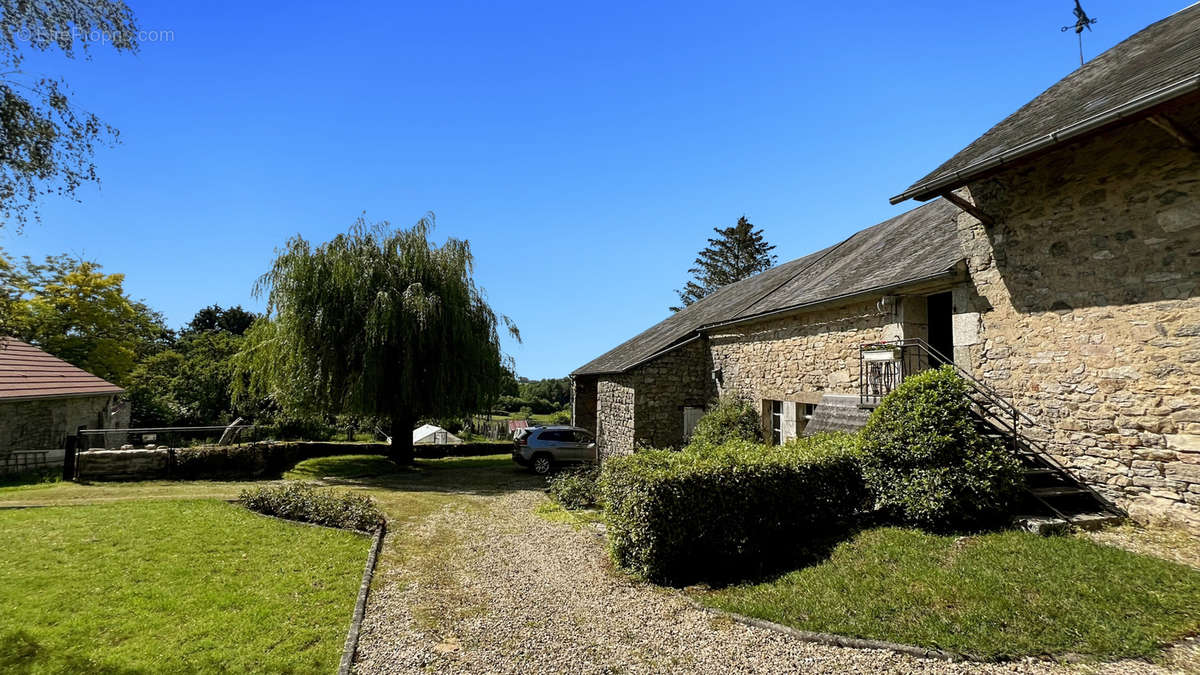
[[0, 338, 123, 401], [891, 4, 1200, 204], [573, 199, 963, 376]]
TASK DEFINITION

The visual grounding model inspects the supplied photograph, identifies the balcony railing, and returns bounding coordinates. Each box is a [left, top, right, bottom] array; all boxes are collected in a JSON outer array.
[[859, 340, 937, 406]]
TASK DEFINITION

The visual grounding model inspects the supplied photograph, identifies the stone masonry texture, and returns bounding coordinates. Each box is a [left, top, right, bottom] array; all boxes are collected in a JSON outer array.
[[594, 339, 710, 458], [956, 98, 1200, 532]]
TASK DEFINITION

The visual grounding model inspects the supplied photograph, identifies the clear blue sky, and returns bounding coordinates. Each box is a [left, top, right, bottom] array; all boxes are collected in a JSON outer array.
[[0, 1, 1187, 379]]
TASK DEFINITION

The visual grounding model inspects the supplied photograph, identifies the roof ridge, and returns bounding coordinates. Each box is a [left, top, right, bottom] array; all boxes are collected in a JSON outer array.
[[572, 199, 963, 376], [893, 4, 1200, 203]]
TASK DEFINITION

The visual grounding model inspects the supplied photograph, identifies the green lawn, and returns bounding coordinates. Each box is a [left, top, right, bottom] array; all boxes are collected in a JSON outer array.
[[285, 453, 403, 480], [0, 499, 370, 673], [699, 526, 1200, 661]]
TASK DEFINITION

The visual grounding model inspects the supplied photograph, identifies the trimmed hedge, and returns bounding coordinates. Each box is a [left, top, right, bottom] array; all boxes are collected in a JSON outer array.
[[239, 481, 385, 532], [171, 441, 512, 480], [600, 433, 867, 584], [860, 365, 1024, 529], [173, 442, 325, 480], [414, 441, 513, 459]]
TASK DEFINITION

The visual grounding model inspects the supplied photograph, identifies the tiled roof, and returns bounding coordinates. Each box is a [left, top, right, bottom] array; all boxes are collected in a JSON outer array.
[[0, 338, 123, 401], [573, 199, 963, 376], [892, 4, 1200, 204]]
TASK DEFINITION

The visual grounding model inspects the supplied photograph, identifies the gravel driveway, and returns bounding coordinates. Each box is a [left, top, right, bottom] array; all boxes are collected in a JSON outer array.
[[352, 488, 1195, 674]]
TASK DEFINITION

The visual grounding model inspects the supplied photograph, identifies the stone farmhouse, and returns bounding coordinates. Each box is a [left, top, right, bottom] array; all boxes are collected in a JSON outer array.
[[0, 338, 129, 474], [571, 6, 1200, 531]]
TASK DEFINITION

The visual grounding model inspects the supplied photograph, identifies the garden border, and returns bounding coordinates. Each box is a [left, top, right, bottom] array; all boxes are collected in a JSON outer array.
[[681, 597, 968, 662], [340, 522, 387, 675], [680, 596, 1138, 665]]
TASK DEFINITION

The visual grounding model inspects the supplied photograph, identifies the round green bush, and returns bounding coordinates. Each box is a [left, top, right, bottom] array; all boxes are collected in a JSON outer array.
[[860, 365, 1023, 529], [687, 395, 761, 449], [548, 465, 600, 510]]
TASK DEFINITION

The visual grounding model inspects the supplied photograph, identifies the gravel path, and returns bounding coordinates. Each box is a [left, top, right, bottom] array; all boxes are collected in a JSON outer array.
[[353, 489, 1196, 674]]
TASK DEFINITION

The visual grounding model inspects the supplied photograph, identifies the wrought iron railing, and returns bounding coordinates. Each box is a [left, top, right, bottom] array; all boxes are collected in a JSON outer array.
[[859, 341, 927, 406]]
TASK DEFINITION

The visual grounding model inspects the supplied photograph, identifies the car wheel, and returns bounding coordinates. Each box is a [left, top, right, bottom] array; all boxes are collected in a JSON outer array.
[[531, 454, 553, 475]]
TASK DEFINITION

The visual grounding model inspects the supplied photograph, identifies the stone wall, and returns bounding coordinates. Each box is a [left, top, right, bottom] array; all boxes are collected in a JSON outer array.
[[0, 394, 128, 474], [631, 339, 711, 450], [590, 297, 947, 456], [596, 375, 635, 458], [594, 339, 710, 458], [958, 97, 1200, 531], [77, 448, 168, 481], [708, 299, 894, 404]]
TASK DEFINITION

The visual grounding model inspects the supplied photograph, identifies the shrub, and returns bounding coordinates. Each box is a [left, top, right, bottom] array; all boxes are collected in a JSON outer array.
[[548, 465, 600, 510], [174, 443, 273, 479], [687, 395, 761, 449], [600, 433, 867, 584], [172, 441, 510, 480], [860, 365, 1023, 529], [258, 418, 336, 441], [173, 442, 335, 480], [239, 481, 385, 532]]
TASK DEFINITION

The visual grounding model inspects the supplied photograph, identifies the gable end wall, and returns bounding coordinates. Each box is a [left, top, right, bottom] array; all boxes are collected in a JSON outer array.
[[960, 98, 1200, 530]]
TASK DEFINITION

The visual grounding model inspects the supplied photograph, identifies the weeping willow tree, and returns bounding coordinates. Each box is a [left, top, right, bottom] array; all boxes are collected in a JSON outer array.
[[234, 214, 518, 463]]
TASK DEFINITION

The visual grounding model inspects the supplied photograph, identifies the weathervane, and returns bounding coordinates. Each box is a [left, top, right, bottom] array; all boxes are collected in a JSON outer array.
[[1061, 0, 1098, 66]]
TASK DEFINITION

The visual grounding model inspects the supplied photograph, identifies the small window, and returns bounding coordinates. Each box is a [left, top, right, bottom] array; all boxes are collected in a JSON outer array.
[[572, 430, 593, 444], [791, 402, 818, 434], [770, 400, 783, 445], [538, 430, 566, 442]]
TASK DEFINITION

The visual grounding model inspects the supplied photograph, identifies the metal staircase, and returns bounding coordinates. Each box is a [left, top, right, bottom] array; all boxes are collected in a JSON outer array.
[[860, 339, 1124, 532]]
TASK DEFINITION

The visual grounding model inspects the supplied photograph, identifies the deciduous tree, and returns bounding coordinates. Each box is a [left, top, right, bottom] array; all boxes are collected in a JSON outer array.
[[0, 0, 140, 228], [4, 250, 171, 383], [234, 214, 518, 463], [183, 304, 258, 336]]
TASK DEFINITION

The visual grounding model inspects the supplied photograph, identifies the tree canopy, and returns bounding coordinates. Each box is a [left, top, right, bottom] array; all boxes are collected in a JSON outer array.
[[234, 214, 518, 462], [183, 304, 258, 336], [126, 329, 249, 427], [0, 0, 139, 228], [672, 216, 777, 311], [2, 249, 171, 384]]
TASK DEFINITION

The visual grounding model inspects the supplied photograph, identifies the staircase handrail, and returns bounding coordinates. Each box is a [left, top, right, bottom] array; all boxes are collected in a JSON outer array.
[[876, 338, 1040, 429]]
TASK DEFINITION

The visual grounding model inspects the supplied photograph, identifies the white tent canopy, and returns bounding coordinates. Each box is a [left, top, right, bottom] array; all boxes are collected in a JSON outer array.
[[412, 423, 464, 445]]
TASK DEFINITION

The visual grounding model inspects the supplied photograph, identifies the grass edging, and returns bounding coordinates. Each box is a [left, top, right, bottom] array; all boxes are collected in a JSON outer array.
[[681, 595, 965, 662], [681, 593, 1195, 665], [340, 522, 387, 675]]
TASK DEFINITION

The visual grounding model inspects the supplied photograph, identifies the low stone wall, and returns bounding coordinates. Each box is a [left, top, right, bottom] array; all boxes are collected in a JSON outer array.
[[75, 441, 512, 482], [77, 449, 168, 481]]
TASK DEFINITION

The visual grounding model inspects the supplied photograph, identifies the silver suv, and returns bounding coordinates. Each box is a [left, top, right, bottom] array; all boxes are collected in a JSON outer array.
[[512, 425, 597, 475]]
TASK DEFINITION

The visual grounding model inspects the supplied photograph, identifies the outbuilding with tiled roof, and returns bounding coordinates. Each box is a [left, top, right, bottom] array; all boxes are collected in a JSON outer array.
[[0, 338, 128, 474]]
